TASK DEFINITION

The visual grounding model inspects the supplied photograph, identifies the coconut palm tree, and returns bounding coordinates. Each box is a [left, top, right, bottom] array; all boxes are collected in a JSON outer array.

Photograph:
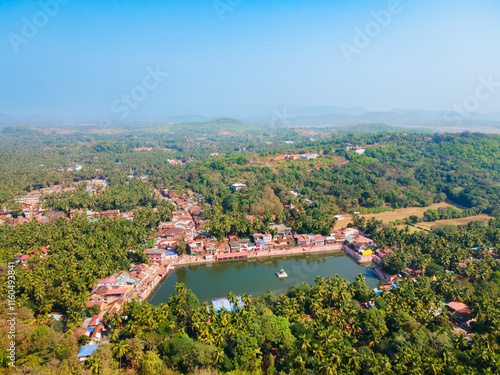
[[300, 334, 311, 351], [109, 328, 120, 343], [87, 357, 101, 374], [213, 349, 225, 366], [227, 291, 239, 310], [112, 340, 129, 373], [312, 344, 324, 360]]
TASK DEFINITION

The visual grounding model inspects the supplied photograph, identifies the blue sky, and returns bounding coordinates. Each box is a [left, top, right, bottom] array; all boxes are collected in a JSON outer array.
[[1, 0, 500, 119]]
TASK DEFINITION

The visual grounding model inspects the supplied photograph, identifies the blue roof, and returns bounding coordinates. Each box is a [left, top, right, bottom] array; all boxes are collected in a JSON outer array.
[[212, 297, 244, 313], [88, 327, 95, 333], [165, 250, 177, 255], [78, 344, 100, 358], [259, 238, 265, 244]]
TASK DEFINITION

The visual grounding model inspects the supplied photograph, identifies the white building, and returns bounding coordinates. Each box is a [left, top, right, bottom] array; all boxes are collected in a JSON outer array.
[[232, 183, 246, 192], [300, 154, 320, 160]]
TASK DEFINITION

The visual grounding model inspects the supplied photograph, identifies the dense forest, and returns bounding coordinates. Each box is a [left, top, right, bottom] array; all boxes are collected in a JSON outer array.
[[2, 124, 500, 374], [1, 219, 500, 374], [0, 205, 172, 320], [3, 126, 500, 229]]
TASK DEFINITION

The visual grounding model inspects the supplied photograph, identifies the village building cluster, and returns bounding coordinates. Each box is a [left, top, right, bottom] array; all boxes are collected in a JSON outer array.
[[3, 184, 76, 225], [9, 182, 493, 357], [346, 144, 366, 154]]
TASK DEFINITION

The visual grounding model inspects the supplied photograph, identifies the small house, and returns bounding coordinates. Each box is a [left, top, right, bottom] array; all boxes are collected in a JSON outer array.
[[312, 234, 325, 246], [78, 344, 100, 361], [270, 224, 292, 236], [145, 248, 167, 264], [232, 183, 246, 192]]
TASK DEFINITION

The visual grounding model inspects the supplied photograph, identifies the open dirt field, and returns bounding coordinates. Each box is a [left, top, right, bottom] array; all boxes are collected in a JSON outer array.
[[294, 129, 332, 138], [333, 201, 472, 230], [414, 214, 494, 231], [361, 201, 464, 224], [333, 215, 353, 229], [30, 127, 78, 135]]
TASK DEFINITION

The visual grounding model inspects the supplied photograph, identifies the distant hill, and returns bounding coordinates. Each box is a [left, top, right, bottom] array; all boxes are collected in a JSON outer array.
[[2, 106, 500, 133], [178, 117, 260, 132], [240, 107, 500, 131], [133, 117, 260, 135], [334, 123, 435, 134]]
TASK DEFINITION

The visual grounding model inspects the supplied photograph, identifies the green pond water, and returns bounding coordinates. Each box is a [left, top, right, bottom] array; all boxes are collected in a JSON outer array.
[[147, 252, 379, 304]]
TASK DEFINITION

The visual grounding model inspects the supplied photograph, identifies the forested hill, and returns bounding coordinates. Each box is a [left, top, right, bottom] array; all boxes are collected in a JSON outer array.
[[2, 127, 500, 222], [1, 126, 500, 374]]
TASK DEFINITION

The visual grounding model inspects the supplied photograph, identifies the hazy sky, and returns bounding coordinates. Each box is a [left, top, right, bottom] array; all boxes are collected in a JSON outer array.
[[1, 0, 500, 119]]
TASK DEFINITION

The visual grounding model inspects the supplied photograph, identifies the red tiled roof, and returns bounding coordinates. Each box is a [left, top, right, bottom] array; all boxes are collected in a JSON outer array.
[[102, 210, 119, 215], [447, 301, 470, 312], [92, 286, 109, 295], [105, 288, 128, 296], [133, 264, 148, 272], [108, 305, 121, 315], [98, 276, 117, 284], [215, 251, 249, 260], [90, 324, 104, 338], [89, 314, 104, 327], [355, 235, 373, 244], [74, 327, 88, 337]]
